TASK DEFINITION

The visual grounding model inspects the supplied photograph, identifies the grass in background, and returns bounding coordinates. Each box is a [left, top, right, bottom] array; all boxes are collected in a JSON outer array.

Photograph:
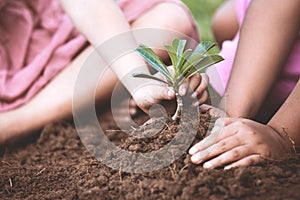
[[182, 0, 225, 42]]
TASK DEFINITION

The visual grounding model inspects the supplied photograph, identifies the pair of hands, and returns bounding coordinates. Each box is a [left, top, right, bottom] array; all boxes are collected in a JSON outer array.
[[132, 72, 209, 114], [189, 107, 296, 169], [130, 72, 296, 169]]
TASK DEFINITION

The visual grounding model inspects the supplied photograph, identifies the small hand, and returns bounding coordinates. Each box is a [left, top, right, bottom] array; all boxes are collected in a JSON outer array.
[[189, 118, 295, 170], [132, 70, 210, 114], [179, 73, 209, 106], [132, 80, 175, 114]]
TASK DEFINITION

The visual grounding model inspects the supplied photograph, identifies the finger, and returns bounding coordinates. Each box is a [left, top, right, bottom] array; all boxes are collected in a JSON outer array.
[[156, 86, 175, 101], [201, 73, 209, 85], [179, 80, 188, 96], [189, 119, 239, 155], [192, 90, 208, 107], [224, 155, 261, 170], [167, 88, 175, 99], [189, 73, 202, 92], [199, 104, 214, 113], [190, 133, 242, 164], [189, 124, 224, 155], [198, 104, 227, 118], [202, 145, 251, 169], [191, 74, 209, 99], [134, 85, 174, 114], [129, 98, 138, 115], [215, 117, 237, 127], [190, 144, 216, 164]]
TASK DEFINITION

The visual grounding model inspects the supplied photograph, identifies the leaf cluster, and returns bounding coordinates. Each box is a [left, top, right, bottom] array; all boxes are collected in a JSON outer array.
[[133, 38, 223, 89]]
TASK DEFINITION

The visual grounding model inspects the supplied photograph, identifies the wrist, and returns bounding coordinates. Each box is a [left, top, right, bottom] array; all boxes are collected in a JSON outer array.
[[266, 124, 297, 155]]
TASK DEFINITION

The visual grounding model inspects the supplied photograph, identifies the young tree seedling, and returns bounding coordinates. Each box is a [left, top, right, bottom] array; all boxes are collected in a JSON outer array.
[[133, 38, 223, 121]]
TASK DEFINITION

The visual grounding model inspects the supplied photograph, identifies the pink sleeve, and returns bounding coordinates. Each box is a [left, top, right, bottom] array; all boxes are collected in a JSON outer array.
[[235, 0, 251, 25]]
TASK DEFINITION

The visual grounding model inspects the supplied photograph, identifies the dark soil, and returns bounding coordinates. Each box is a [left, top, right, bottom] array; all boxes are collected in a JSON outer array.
[[1, 103, 300, 200]]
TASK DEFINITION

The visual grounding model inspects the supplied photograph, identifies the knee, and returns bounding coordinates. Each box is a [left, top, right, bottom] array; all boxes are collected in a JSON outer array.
[[157, 3, 195, 39], [132, 3, 196, 40], [211, 9, 226, 46], [211, 0, 239, 47]]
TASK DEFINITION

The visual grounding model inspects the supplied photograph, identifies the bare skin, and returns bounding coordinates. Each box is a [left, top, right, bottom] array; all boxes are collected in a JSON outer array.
[[190, 0, 300, 168], [211, 0, 239, 47], [0, 1, 206, 146], [190, 80, 300, 169]]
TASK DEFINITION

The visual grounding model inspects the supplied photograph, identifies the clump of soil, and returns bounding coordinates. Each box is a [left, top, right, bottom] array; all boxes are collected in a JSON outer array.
[[1, 104, 300, 199]]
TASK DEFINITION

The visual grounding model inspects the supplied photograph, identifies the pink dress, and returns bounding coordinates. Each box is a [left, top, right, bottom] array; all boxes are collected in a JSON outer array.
[[0, 0, 199, 112], [207, 0, 300, 122]]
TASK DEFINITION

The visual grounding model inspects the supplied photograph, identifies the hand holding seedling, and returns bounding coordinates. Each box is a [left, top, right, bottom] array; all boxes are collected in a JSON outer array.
[[131, 71, 210, 115], [133, 38, 223, 121]]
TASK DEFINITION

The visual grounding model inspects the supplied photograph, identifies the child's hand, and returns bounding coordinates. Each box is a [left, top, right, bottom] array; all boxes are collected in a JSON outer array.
[[189, 118, 296, 170], [132, 81, 175, 114], [179, 73, 209, 106], [132, 72, 209, 114], [131, 72, 211, 129]]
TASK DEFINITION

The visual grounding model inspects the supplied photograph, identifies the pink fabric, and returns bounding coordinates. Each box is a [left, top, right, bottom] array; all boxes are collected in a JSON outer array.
[[207, 0, 300, 121], [0, 0, 199, 112]]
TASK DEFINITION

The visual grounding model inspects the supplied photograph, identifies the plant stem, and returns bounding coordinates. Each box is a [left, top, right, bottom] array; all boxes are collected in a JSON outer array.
[[172, 89, 183, 122]]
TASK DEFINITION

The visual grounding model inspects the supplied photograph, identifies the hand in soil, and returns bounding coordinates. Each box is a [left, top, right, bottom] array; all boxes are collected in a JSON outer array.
[[189, 117, 296, 170]]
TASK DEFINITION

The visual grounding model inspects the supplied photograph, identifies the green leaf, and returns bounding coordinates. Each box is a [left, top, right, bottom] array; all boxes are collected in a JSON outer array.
[[164, 44, 177, 71], [172, 39, 186, 71], [185, 55, 224, 78], [132, 72, 171, 85], [178, 49, 193, 73], [180, 53, 205, 75], [136, 44, 173, 82], [194, 41, 217, 55]]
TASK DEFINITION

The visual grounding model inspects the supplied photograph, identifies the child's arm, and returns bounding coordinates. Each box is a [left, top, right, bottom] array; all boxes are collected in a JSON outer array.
[[268, 79, 300, 153], [189, 0, 300, 168], [59, 0, 173, 112], [59, 0, 149, 87], [189, 79, 300, 169], [220, 0, 300, 118], [59, 0, 207, 112]]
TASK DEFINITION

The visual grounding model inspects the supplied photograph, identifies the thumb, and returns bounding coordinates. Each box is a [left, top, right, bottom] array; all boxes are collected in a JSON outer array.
[[157, 86, 175, 101]]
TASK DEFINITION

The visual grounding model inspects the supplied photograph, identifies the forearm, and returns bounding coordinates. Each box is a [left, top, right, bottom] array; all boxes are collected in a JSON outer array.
[[60, 0, 131, 46], [59, 0, 149, 93], [221, 0, 300, 118], [268, 79, 300, 152]]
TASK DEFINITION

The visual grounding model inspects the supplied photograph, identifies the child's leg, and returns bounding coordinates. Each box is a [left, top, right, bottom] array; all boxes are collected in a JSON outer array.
[[211, 0, 239, 47], [0, 46, 119, 146], [131, 2, 197, 59]]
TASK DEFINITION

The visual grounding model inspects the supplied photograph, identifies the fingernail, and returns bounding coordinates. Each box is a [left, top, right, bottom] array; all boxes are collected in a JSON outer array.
[[179, 87, 186, 96], [203, 162, 212, 169], [189, 146, 197, 155], [191, 155, 202, 164], [129, 108, 136, 115], [168, 90, 174, 98], [191, 92, 197, 99], [224, 166, 232, 170], [211, 125, 222, 134]]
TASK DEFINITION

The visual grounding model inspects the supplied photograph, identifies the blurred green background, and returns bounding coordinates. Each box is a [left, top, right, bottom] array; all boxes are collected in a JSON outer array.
[[182, 0, 225, 41]]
